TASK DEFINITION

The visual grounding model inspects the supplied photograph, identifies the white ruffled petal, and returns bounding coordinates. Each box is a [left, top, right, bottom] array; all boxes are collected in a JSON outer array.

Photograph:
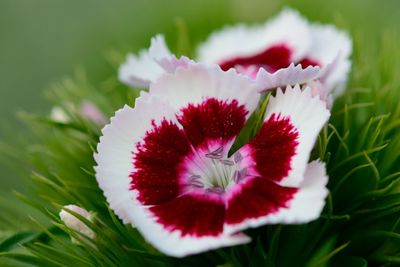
[[132, 204, 251, 258], [94, 94, 179, 224], [148, 34, 194, 73], [307, 24, 352, 97], [149, 63, 260, 118], [118, 51, 164, 87], [197, 8, 312, 64], [118, 35, 175, 87], [256, 63, 320, 92], [148, 34, 172, 61], [264, 85, 330, 187]]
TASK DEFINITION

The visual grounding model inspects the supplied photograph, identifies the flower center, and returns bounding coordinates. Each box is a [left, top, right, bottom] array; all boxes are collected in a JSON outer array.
[[181, 146, 248, 195]]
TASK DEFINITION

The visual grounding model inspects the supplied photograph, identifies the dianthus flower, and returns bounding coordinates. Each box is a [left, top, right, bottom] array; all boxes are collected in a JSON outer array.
[[119, 8, 351, 105], [95, 62, 330, 257]]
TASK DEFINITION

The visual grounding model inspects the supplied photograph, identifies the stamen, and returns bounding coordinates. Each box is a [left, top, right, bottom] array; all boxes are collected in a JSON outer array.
[[185, 174, 204, 188], [233, 152, 243, 163], [219, 159, 234, 166], [207, 187, 225, 194], [189, 174, 201, 180], [205, 146, 223, 159], [185, 146, 244, 194], [191, 180, 204, 188], [234, 168, 248, 183], [205, 154, 222, 159]]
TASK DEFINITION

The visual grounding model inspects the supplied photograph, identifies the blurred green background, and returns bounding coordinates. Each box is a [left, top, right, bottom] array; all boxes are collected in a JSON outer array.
[[0, 0, 399, 194]]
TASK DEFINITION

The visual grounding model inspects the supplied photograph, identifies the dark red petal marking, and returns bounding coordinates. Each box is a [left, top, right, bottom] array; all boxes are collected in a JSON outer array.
[[178, 98, 247, 148], [226, 177, 297, 224], [219, 44, 292, 73], [248, 113, 299, 182], [131, 119, 191, 205], [150, 194, 225, 237], [298, 57, 320, 68]]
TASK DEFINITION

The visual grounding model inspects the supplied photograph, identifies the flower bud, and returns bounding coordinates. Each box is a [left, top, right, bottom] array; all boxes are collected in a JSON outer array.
[[59, 205, 95, 242]]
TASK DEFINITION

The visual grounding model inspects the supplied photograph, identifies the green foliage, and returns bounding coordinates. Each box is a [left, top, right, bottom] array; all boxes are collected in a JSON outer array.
[[1, 28, 400, 267]]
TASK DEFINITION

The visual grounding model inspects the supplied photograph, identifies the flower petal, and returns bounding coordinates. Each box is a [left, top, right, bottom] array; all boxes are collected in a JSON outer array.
[[277, 160, 329, 223], [94, 93, 179, 224], [256, 63, 320, 92], [149, 63, 260, 119], [261, 8, 312, 61], [118, 35, 173, 87], [131, 118, 191, 205], [307, 24, 352, 97], [264, 84, 330, 187], [178, 98, 248, 150], [197, 8, 311, 65], [132, 203, 250, 257], [150, 194, 225, 237], [224, 161, 328, 234], [148, 34, 172, 62], [118, 52, 164, 88], [225, 176, 298, 227], [148, 35, 193, 72], [239, 113, 299, 184], [157, 55, 193, 73]]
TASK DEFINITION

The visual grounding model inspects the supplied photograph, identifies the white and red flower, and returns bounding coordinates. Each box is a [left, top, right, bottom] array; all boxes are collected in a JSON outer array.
[[197, 8, 352, 98], [95, 63, 330, 257], [119, 8, 351, 104]]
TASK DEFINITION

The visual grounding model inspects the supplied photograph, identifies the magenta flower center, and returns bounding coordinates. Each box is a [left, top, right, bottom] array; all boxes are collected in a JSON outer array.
[[130, 97, 299, 237]]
